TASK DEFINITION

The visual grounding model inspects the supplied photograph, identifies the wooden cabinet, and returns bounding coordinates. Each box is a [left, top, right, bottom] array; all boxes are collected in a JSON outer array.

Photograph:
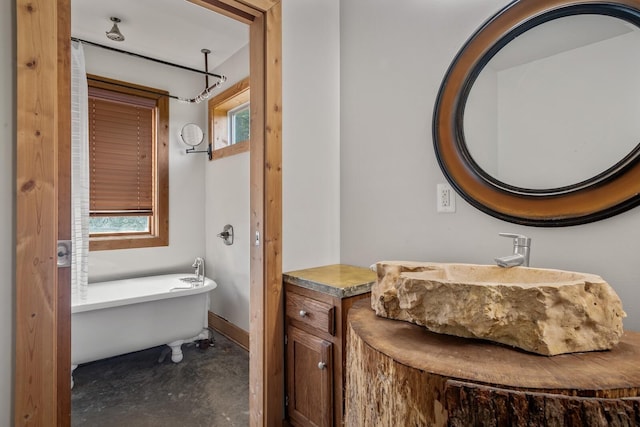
[[283, 265, 375, 427], [286, 325, 333, 427]]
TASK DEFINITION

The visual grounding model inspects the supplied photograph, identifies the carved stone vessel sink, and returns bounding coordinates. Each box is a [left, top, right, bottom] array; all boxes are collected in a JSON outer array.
[[371, 261, 626, 355]]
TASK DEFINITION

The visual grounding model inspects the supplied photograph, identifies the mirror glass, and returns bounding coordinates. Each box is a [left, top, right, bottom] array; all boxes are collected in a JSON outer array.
[[464, 14, 640, 190], [180, 123, 204, 147]]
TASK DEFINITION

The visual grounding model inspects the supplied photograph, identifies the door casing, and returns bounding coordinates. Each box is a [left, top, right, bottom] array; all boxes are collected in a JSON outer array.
[[14, 0, 283, 425]]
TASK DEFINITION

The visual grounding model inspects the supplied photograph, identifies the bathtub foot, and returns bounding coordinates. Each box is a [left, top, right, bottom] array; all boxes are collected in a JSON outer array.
[[71, 364, 78, 389], [168, 341, 184, 363], [165, 329, 211, 363]]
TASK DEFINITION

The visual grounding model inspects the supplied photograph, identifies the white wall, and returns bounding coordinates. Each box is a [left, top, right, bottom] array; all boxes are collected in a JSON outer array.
[[282, 0, 342, 272], [205, 152, 250, 329], [83, 45, 209, 282], [340, 0, 640, 331], [205, 44, 251, 331], [1, 0, 14, 423]]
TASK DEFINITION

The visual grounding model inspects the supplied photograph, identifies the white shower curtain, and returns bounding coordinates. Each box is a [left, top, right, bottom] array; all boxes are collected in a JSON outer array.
[[71, 41, 89, 301]]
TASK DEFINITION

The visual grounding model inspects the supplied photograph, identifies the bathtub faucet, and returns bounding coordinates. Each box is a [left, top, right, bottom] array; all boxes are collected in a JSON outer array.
[[192, 257, 205, 285]]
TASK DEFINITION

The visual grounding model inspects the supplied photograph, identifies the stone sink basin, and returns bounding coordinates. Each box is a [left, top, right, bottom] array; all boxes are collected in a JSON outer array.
[[371, 261, 626, 356]]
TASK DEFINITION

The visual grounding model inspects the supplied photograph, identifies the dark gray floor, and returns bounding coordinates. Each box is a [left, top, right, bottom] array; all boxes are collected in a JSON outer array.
[[72, 330, 249, 427]]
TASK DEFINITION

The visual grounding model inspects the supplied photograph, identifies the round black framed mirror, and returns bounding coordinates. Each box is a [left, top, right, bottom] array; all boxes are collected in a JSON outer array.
[[433, 0, 640, 226]]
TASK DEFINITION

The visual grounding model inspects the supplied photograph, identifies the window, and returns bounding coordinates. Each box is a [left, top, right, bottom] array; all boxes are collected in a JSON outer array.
[[208, 76, 250, 160], [228, 102, 250, 145], [87, 74, 169, 250]]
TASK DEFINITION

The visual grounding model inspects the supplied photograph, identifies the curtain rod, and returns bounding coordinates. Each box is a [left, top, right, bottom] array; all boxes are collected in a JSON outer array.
[[71, 37, 224, 79], [86, 74, 226, 104], [74, 38, 227, 104]]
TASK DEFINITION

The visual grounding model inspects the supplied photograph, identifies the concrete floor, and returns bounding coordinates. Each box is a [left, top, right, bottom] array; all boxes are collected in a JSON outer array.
[[72, 330, 249, 427]]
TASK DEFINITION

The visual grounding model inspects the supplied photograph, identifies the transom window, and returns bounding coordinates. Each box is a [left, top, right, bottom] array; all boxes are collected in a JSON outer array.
[[87, 75, 169, 250], [208, 76, 250, 160]]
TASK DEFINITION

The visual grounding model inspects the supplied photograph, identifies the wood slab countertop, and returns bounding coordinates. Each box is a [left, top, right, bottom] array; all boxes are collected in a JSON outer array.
[[348, 299, 640, 396]]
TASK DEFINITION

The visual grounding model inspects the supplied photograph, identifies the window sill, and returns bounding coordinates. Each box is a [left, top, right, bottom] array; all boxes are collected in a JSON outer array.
[[90, 233, 168, 251], [211, 140, 250, 161]]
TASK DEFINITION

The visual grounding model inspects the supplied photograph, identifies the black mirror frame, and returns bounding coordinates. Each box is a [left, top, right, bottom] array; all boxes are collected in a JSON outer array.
[[433, 0, 640, 226]]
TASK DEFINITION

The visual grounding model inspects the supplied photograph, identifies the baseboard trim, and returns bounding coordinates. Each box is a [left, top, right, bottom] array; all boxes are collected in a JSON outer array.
[[208, 311, 250, 352]]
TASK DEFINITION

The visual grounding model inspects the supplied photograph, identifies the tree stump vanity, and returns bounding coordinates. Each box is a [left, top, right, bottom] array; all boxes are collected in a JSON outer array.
[[345, 300, 640, 426]]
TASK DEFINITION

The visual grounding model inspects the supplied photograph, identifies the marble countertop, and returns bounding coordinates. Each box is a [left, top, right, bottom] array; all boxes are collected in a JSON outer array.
[[283, 264, 376, 298]]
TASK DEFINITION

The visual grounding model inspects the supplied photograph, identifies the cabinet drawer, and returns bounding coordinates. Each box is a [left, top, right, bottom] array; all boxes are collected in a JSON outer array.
[[286, 292, 335, 335]]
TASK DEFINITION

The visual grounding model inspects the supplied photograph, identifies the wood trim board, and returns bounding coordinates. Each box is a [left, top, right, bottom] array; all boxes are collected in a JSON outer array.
[[208, 311, 250, 351], [16, 0, 71, 425]]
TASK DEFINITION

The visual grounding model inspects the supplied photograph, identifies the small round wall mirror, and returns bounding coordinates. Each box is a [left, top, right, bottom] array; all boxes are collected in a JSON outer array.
[[180, 123, 204, 147]]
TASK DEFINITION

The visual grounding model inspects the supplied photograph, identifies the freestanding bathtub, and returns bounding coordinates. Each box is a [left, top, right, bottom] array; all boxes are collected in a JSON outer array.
[[71, 273, 217, 385]]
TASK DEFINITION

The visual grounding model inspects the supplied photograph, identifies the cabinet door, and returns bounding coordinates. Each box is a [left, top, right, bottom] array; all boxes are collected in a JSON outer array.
[[287, 325, 334, 427]]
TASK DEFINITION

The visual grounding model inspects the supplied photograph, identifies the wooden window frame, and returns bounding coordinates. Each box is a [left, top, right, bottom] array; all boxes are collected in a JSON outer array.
[[87, 75, 170, 251], [208, 76, 250, 160]]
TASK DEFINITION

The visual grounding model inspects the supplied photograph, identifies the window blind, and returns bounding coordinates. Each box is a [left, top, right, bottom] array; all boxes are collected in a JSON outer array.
[[88, 86, 156, 217]]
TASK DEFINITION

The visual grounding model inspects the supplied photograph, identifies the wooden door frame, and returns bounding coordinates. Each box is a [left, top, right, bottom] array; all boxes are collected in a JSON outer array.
[[15, 0, 283, 426]]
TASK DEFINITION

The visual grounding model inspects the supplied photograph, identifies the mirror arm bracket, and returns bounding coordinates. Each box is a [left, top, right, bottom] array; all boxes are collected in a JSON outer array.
[[185, 143, 213, 161]]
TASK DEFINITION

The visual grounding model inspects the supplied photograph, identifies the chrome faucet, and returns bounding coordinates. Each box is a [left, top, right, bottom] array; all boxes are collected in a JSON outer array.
[[495, 233, 531, 267], [192, 257, 205, 285]]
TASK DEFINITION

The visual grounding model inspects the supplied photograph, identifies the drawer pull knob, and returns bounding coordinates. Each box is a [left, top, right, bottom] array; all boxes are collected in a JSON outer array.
[[318, 362, 327, 370], [299, 310, 307, 317]]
